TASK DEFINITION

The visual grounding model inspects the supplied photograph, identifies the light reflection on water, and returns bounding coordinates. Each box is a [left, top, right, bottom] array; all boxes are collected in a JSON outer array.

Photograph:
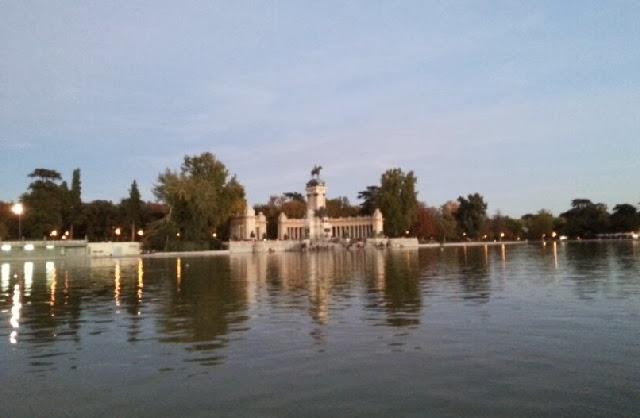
[[0, 242, 639, 417]]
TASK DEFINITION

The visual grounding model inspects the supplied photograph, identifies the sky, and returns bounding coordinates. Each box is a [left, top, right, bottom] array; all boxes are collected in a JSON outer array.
[[1, 1, 639, 216]]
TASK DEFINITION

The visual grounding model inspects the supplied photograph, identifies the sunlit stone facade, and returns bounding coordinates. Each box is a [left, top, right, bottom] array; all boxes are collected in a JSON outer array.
[[230, 169, 383, 242], [229, 206, 267, 240]]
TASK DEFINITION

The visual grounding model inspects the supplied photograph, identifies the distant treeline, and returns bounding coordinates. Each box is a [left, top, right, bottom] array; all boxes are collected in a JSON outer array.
[[1, 153, 638, 249]]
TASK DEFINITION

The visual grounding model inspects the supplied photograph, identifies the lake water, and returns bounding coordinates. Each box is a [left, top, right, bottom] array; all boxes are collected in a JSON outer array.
[[1, 242, 639, 417]]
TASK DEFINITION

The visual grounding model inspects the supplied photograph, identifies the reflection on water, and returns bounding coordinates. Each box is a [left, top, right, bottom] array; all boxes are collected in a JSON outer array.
[[1, 243, 639, 417]]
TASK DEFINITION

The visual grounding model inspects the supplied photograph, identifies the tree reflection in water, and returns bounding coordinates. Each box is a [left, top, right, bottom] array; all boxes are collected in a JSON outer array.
[[2, 242, 635, 373]]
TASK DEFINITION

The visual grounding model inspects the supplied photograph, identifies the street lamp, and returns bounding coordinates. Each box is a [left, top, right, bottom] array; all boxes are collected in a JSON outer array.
[[11, 203, 24, 240]]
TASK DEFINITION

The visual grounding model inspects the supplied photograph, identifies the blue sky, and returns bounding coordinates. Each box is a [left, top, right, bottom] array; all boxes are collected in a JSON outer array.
[[1, 1, 638, 216]]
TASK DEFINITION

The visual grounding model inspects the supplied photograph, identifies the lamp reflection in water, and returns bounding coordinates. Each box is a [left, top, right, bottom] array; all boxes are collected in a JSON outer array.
[[553, 241, 558, 270], [24, 261, 33, 297], [1, 263, 9, 293], [10, 284, 21, 344], [46, 261, 56, 313], [114, 261, 121, 309], [501, 244, 507, 268], [484, 245, 489, 267], [137, 258, 144, 308], [176, 258, 182, 292]]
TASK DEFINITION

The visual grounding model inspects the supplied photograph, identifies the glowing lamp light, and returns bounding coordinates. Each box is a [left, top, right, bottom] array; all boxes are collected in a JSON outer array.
[[64, 230, 70, 236], [11, 203, 24, 216], [61, 235, 67, 240], [176, 232, 181, 238], [632, 233, 639, 240], [212, 232, 217, 238], [500, 232, 505, 238], [24, 244, 35, 251], [1, 244, 11, 252], [551, 231, 557, 238], [114, 227, 121, 236], [50, 230, 58, 237], [137, 229, 144, 237]]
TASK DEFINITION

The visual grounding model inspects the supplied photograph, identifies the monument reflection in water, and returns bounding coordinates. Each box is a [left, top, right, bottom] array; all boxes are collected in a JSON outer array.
[[1, 243, 639, 417]]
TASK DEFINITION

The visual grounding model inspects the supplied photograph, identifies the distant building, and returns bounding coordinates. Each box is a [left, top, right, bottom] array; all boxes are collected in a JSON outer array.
[[230, 167, 383, 241]]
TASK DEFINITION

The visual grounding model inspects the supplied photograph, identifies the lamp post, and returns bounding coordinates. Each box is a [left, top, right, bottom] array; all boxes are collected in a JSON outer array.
[[11, 203, 24, 240]]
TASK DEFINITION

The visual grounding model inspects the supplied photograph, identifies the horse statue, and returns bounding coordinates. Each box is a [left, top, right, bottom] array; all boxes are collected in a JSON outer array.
[[311, 165, 322, 178]]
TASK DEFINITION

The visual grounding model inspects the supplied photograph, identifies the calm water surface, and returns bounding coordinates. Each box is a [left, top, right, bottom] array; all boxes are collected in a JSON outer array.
[[1, 242, 639, 417]]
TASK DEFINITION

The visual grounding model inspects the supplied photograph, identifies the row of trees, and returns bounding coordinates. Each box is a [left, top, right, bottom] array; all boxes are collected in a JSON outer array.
[[413, 199, 640, 242], [0, 168, 166, 242], [2, 154, 638, 247]]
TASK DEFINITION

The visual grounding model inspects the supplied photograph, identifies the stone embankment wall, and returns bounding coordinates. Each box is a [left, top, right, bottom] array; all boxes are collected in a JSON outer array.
[[86, 242, 141, 257], [229, 238, 421, 253], [228, 240, 303, 253]]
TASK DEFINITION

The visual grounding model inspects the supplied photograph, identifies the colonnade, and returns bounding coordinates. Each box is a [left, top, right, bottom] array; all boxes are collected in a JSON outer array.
[[331, 224, 374, 239], [286, 226, 306, 240]]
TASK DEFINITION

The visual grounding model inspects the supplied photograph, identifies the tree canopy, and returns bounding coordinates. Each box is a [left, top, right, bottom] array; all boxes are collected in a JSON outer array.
[[455, 193, 488, 239], [153, 152, 246, 242], [377, 168, 419, 237]]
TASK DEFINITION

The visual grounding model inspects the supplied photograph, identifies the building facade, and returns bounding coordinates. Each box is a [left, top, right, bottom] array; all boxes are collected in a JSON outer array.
[[229, 206, 267, 240], [230, 168, 383, 241]]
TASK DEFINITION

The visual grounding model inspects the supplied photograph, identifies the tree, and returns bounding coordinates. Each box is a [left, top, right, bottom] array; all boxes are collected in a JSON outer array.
[[123, 180, 143, 241], [414, 204, 439, 240], [376, 168, 419, 237], [560, 199, 609, 238], [81, 200, 123, 241], [68, 168, 82, 238], [283, 192, 305, 202], [153, 153, 246, 244], [610, 203, 639, 232], [523, 209, 554, 239], [21, 168, 66, 238], [436, 203, 459, 242], [326, 196, 359, 218], [455, 193, 487, 239], [488, 211, 524, 240], [358, 185, 380, 215]]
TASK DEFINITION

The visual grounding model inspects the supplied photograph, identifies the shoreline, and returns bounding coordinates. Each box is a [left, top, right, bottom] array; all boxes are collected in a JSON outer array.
[[1, 239, 636, 261]]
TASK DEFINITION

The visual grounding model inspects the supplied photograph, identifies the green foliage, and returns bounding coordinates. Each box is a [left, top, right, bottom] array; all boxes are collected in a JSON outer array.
[[522, 210, 554, 239], [122, 180, 143, 240], [68, 168, 82, 236], [153, 153, 246, 244], [488, 211, 524, 240], [81, 200, 121, 241], [326, 196, 359, 218], [21, 168, 66, 238], [283, 192, 305, 202], [377, 168, 419, 237], [358, 185, 380, 215], [560, 199, 609, 238], [610, 204, 639, 232], [437, 203, 459, 242], [455, 193, 487, 239]]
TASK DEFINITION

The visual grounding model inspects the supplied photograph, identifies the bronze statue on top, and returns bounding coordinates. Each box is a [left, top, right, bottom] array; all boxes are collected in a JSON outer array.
[[311, 165, 322, 178]]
